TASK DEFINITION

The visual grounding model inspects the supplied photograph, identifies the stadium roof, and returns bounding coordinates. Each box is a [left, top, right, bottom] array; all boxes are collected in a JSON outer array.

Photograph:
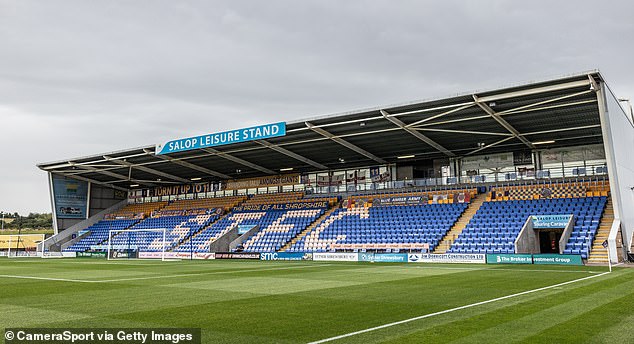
[[38, 70, 606, 191]]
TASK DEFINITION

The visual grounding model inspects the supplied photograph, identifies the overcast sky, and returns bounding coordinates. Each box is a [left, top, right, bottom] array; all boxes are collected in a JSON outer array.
[[1, 0, 632, 215]]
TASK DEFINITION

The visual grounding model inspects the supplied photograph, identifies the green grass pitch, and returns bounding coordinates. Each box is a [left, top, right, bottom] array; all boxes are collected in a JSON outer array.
[[0, 258, 633, 343]]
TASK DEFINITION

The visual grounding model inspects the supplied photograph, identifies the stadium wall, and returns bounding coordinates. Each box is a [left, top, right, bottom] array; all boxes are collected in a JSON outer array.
[[599, 82, 634, 259]]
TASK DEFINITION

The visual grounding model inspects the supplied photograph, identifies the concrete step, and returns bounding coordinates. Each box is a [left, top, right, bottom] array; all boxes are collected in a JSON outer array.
[[433, 193, 487, 254]]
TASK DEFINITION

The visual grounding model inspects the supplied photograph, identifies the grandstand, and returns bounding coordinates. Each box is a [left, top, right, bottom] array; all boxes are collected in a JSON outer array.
[[57, 180, 617, 265], [36, 71, 633, 264], [287, 190, 469, 253]]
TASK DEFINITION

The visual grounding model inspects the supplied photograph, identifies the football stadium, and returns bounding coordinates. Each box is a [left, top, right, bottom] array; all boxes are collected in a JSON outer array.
[[2, 70, 634, 343]]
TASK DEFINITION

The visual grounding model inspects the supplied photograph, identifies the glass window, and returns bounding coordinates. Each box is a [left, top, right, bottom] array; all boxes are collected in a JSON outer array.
[[316, 172, 329, 194]]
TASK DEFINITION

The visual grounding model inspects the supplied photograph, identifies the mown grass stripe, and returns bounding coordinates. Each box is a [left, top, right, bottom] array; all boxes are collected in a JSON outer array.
[[308, 272, 610, 344], [0, 263, 331, 283], [444, 273, 634, 343]]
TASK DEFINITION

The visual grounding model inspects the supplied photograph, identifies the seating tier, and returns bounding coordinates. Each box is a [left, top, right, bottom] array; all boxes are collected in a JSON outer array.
[[288, 203, 467, 253]]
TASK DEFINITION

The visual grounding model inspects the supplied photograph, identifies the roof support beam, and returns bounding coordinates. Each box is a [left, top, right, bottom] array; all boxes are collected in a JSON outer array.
[[415, 115, 491, 128], [69, 162, 156, 187], [286, 102, 475, 133], [52, 172, 129, 192], [380, 110, 455, 157], [588, 74, 600, 93], [201, 148, 276, 175], [463, 136, 517, 156], [304, 121, 387, 164], [414, 128, 513, 136], [103, 155, 192, 184], [473, 95, 535, 150], [522, 124, 602, 136], [256, 140, 328, 170], [415, 99, 597, 128], [497, 99, 597, 117], [496, 90, 593, 116], [477, 79, 591, 103], [405, 104, 475, 128], [143, 149, 232, 180]]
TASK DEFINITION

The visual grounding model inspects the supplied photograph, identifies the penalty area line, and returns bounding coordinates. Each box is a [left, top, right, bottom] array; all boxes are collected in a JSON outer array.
[[307, 271, 611, 344]]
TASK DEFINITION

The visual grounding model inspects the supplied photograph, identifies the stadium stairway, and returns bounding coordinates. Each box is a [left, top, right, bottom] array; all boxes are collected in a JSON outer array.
[[279, 205, 339, 252], [169, 212, 231, 252], [433, 193, 486, 254], [587, 197, 614, 263]]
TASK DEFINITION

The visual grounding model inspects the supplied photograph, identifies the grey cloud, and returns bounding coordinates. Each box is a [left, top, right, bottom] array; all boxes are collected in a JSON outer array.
[[0, 0, 632, 214]]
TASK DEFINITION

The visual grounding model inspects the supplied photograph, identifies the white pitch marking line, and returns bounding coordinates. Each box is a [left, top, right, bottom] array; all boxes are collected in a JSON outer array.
[[0, 274, 96, 283], [0, 263, 330, 284], [307, 271, 611, 344]]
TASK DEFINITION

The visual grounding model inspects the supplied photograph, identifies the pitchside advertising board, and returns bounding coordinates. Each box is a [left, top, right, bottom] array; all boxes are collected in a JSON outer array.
[[312, 252, 358, 262], [358, 253, 408, 263], [531, 215, 573, 228], [487, 253, 533, 264], [156, 122, 286, 155], [486, 254, 583, 266], [408, 253, 486, 264], [76, 252, 106, 258], [260, 252, 313, 261], [214, 252, 261, 259], [109, 249, 139, 259], [532, 254, 583, 265], [138, 252, 215, 260]]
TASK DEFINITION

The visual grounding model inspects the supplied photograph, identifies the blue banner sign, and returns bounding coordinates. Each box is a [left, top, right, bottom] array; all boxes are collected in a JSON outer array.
[[358, 253, 408, 263], [531, 215, 573, 229], [372, 196, 426, 207], [260, 252, 313, 261], [232, 201, 329, 212], [156, 122, 286, 155], [52, 175, 89, 219], [237, 225, 255, 235]]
